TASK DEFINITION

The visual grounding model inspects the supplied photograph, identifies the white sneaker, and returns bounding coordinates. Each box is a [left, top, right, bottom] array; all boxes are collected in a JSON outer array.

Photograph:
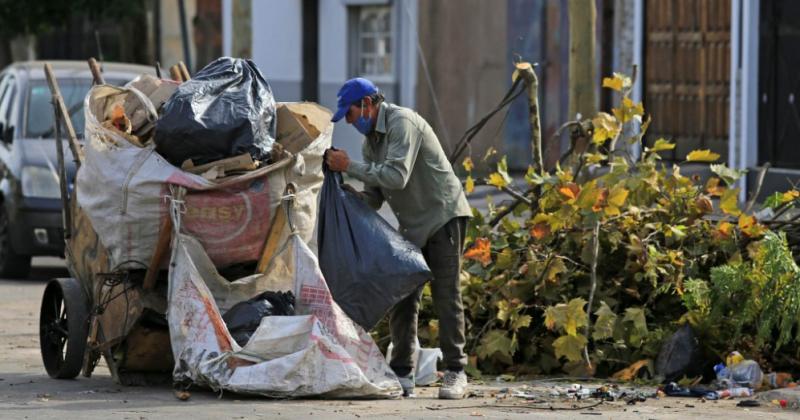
[[397, 373, 415, 397], [438, 370, 467, 399]]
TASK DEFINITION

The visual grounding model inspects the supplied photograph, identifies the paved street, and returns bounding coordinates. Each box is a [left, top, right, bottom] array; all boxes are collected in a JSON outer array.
[[0, 259, 794, 419]]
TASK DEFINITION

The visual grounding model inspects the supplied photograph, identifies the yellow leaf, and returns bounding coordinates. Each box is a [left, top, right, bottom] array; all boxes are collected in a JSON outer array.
[[622, 97, 644, 118], [575, 180, 602, 211], [706, 177, 726, 196], [612, 359, 650, 381], [782, 190, 800, 203], [592, 188, 609, 212], [631, 100, 644, 116], [585, 153, 606, 164], [592, 112, 620, 144], [602, 76, 623, 91], [604, 205, 621, 216], [545, 258, 567, 283], [607, 187, 629, 208], [738, 214, 767, 238], [719, 188, 741, 216], [462, 157, 474, 172], [716, 221, 734, 238], [686, 149, 721, 162], [486, 172, 508, 189], [647, 138, 676, 153], [465, 175, 475, 193]]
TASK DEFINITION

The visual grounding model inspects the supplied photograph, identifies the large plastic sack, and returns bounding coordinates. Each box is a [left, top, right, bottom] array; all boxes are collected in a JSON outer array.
[[317, 168, 431, 330], [386, 339, 443, 386], [155, 57, 276, 166], [655, 324, 704, 383], [167, 228, 402, 398], [78, 85, 330, 270], [222, 291, 295, 346]]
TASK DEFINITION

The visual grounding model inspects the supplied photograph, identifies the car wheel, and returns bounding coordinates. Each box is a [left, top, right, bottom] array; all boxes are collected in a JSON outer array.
[[0, 206, 32, 279], [39, 278, 89, 379]]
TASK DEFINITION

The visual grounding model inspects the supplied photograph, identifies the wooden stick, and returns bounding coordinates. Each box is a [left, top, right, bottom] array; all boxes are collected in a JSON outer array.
[[143, 217, 172, 290], [44, 63, 83, 166], [256, 208, 287, 273], [178, 61, 191, 81], [169, 65, 183, 82], [87, 57, 105, 85], [181, 153, 256, 175]]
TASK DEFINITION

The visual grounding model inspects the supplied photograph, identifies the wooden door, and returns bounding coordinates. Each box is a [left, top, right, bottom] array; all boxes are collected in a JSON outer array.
[[644, 0, 731, 161], [759, 0, 800, 168]]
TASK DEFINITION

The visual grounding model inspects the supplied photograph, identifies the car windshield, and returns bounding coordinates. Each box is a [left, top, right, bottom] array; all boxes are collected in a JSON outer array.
[[26, 78, 125, 139]]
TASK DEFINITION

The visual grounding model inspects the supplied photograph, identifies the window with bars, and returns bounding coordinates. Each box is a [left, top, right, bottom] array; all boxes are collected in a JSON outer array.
[[352, 5, 393, 78]]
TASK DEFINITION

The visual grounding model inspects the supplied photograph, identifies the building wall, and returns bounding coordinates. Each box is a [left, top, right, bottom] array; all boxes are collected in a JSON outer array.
[[160, 0, 198, 70], [415, 0, 509, 169], [245, 0, 417, 162], [251, 0, 303, 102]]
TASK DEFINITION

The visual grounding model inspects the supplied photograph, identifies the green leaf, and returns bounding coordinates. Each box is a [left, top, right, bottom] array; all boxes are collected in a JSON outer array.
[[512, 314, 532, 331], [593, 301, 618, 340], [525, 167, 541, 184], [710, 164, 746, 187], [496, 299, 512, 322], [545, 257, 567, 283], [477, 330, 515, 363], [553, 334, 588, 362], [495, 248, 515, 270], [544, 305, 568, 331], [565, 298, 588, 336], [623, 307, 648, 335]]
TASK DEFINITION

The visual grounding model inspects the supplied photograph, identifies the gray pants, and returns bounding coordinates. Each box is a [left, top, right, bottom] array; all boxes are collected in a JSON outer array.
[[389, 217, 468, 375]]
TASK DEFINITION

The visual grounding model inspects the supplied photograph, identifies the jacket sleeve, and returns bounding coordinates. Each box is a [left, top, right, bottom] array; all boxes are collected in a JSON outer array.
[[361, 185, 384, 210], [345, 117, 422, 190]]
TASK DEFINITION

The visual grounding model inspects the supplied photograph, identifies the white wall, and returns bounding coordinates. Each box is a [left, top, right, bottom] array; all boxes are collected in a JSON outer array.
[[228, 0, 418, 161], [251, 0, 303, 101], [319, 0, 348, 84]]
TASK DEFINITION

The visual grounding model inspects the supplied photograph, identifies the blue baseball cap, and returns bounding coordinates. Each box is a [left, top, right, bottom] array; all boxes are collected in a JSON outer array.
[[331, 78, 379, 122]]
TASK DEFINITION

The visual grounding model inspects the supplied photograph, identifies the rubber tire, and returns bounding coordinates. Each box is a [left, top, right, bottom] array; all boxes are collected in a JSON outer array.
[[0, 206, 31, 279], [39, 278, 89, 379]]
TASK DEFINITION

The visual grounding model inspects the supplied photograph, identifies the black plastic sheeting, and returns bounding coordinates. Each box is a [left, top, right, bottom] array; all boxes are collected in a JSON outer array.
[[656, 324, 704, 383], [222, 291, 295, 347], [155, 57, 276, 166], [317, 165, 432, 330]]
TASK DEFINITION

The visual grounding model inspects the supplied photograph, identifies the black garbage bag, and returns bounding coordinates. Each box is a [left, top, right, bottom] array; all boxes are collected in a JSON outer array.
[[317, 166, 432, 330], [154, 57, 276, 166], [655, 324, 703, 383], [222, 291, 295, 346]]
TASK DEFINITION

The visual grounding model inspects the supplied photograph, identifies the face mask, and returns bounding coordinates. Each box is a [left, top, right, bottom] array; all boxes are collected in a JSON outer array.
[[353, 100, 373, 135]]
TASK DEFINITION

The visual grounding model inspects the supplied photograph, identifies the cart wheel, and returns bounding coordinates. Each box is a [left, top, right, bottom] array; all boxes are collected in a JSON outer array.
[[39, 278, 89, 379]]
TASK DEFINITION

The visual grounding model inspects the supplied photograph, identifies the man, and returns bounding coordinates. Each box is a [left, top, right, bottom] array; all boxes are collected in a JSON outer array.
[[325, 78, 472, 399]]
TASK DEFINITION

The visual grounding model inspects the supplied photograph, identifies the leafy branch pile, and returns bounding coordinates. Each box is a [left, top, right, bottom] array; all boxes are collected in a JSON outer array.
[[418, 73, 800, 378]]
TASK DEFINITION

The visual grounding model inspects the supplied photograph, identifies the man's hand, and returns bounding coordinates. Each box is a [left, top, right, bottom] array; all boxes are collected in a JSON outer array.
[[325, 149, 350, 172]]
